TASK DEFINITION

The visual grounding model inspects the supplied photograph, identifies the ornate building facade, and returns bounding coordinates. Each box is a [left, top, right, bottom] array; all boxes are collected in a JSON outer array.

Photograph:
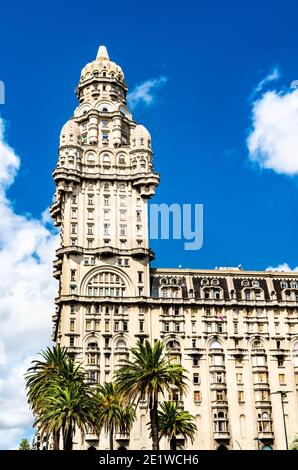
[[50, 46, 298, 450]]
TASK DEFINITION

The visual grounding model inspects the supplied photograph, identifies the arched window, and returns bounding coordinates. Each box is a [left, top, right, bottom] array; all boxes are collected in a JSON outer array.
[[281, 281, 288, 289], [119, 184, 125, 191], [118, 155, 125, 164], [210, 340, 222, 349], [87, 271, 126, 297], [87, 340, 98, 350], [103, 154, 110, 163], [162, 288, 168, 298], [293, 341, 298, 351], [166, 340, 180, 351], [252, 340, 263, 349], [291, 281, 298, 289], [104, 183, 110, 190], [116, 339, 126, 349]]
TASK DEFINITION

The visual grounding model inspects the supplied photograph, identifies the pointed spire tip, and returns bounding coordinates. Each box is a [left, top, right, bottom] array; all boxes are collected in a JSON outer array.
[[97, 45, 109, 61]]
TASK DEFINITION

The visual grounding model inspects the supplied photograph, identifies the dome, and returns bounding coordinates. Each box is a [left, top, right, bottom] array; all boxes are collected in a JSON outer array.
[[60, 119, 80, 146], [79, 45, 125, 85], [131, 125, 151, 149]]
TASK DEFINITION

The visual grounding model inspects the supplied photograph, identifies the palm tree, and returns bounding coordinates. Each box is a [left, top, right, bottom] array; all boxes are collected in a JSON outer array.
[[25, 345, 98, 450], [96, 382, 136, 450], [34, 380, 99, 450], [115, 340, 188, 450], [157, 401, 197, 450], [291, 434, 298, 450], [25, 345, 71, 449]]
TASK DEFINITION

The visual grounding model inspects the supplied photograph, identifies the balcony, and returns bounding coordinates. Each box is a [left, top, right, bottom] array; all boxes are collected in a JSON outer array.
[[115, 433, 130, 441], [258, 431, 274, 440], [210, 382, 227, 391], [115, 347, 128, 353], [253, 383, 270, 391], [209, 365, 225, 372], [255, 400, 272, 407], [211, 400, 228, 408], [214, 431, 230, 440], [85, 432, 99, 441], [67, 346, 82, 354]]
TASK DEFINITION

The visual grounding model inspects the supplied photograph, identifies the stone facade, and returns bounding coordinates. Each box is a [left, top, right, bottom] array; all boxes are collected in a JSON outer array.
[[50, 46, 298, 450]]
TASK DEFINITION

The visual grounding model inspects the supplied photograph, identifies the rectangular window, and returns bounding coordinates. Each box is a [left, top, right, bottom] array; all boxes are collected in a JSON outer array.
[[71, 209, 77, 218], [279, 373, 286, 385], [193, 355, 199, 366], [192, 322, 196, 333], [136, 210, 142, 221], [236, 373, 242, 383], [164, 322, 169, 332], [175, 323, 180, 332], [72, 195, 77, 204], [139, 320, 144, 332], [95, 321, 100, 331], [138, 287, 144, 296], [105, 321, 110, 332], [87, 224, 93, 235], [192, 339, 197, 348], [120, 195, 126, 206], [193, 391, 201, 403], [70, 320, 75, 332], [70, 269, 76, 281], [136, 224, 142, 236], [104, 196, 110, 206], [123, 321, 128, 332], [71, 224, 77, 234], [69, 337, 74, 347], [237, 390, 244, 402], [86, 321, 92, 331], [120, 224, 127, 236], [88, 210, 94, 219], [87, 239, 93, 248], [104, 224, 110, 236], [277, 358, 284, 367], [193, 373, 200, 385], [70, 305, 75, 314], [235, 355, 243, 366], [120, 210, 126, 221], [138, 271, 143, 283], [114, 321, 119, 332]]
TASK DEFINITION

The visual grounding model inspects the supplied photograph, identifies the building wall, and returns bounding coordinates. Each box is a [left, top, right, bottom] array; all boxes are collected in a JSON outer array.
[[50, 46, 298, 450]]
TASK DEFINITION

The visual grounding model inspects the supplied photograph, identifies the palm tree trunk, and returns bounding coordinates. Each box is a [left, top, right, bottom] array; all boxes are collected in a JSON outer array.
[[150, 392, 159, 450], [110, 423, 114, 450], [52, 429, 60, 450], [63, 427, 73, 451], [170, 435, 177, 450]]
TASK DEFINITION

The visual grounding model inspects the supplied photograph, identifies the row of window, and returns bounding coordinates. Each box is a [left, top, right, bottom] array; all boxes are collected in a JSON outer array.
[[71, 209, 142, 221]]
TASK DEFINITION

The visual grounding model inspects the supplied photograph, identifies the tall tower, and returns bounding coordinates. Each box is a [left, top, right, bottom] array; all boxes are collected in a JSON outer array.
[[50, 46, 159, 446]]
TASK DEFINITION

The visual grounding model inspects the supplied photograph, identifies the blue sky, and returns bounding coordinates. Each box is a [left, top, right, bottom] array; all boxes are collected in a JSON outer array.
[[0, 0, 298, 450], [1, 0, 298, 270]]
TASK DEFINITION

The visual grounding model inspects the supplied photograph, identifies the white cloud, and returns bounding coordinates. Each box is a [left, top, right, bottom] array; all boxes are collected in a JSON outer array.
[[266, 263, 298, 272], [252, 67, 280, 96], [127, 76, 167, 110], [0, 117, 59, 449], [247, 85, 298, 175]]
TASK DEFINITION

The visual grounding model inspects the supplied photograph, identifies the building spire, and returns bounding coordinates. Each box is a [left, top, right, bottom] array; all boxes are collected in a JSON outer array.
[[97, 45, 109, 61]]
